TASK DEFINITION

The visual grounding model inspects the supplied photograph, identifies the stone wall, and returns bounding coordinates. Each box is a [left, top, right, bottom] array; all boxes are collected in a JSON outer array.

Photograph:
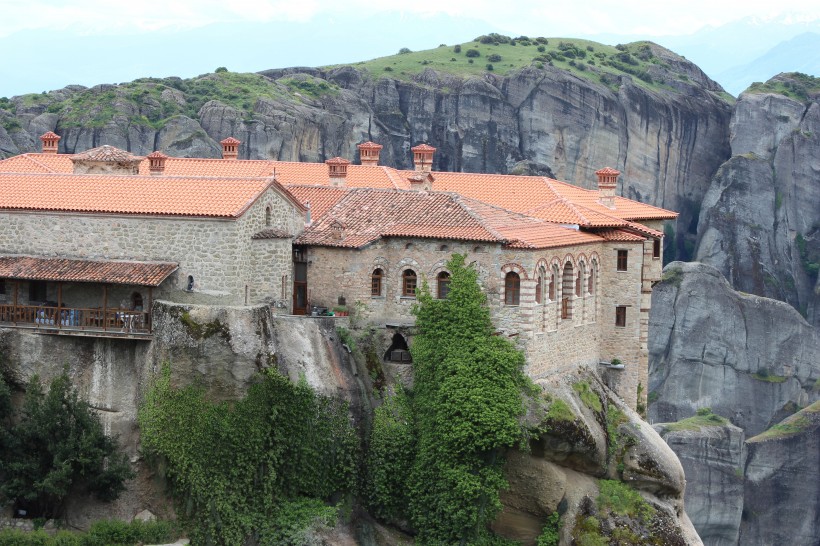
[[306, 235, 650, 409], [0, 186, 304, 308]]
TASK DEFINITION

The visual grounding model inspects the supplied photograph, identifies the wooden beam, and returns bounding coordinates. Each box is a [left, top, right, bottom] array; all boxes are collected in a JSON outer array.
[[103, 285, 108, 331], [57, 283, 62, 330]]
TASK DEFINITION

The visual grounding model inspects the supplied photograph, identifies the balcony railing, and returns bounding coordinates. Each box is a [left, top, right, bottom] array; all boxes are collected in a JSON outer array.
[[0, 304, 150, 338]]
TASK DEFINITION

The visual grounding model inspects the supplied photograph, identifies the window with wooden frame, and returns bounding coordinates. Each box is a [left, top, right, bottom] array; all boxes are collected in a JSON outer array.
[[437, 271, 451, 299], [615, 305, 627, 327], [561, 262, 574, 319], [402, 269, 417, 297], [535, 274, 543, 304], [617, 250, 628, 271], [575, 272, 581, 296], [653, 239, 661, 259], [504, 272, 520, 305], [371, 268, 383, 297], [548, 272, 555, 301]]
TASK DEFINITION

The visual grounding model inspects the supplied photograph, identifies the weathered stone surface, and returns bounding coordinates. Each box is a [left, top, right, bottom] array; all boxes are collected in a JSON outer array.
[[740, 402, 820, 546], [649, 262, 820, 437], [696, 75, 820, 326], [654, 422, 746, 546], [495, 367, 700, 545]]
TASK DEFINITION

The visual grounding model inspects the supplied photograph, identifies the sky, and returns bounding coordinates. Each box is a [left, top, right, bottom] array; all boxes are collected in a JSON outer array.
[[1, 1, 819, 97]]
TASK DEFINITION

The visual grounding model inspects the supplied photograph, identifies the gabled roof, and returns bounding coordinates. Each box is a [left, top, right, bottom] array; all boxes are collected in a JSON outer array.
[[0, 172, 277, 218], [295, 188, 602, 250]]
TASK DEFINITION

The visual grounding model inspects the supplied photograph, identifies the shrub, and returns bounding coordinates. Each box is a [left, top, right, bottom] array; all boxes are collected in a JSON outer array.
[[537, 45, 546, 52], [487, 54, 502, 62], [536, 512, 561, 546], [465, 48, 480, 58], [383, 66, 393, 71], [486, 64, 494, 71], [214, 66, 228, 73], [398, 47, 412, 54], [453, 44, 462, 53], [0, 373, 133, 519]]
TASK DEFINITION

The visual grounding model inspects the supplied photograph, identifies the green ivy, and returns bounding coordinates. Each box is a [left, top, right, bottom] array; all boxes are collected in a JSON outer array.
[[138, 365, 357, 545], [406, 254, 528, 543]]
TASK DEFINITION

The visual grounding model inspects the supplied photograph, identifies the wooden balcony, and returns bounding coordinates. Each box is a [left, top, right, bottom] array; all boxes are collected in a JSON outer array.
[[0, 304, 151, 340]]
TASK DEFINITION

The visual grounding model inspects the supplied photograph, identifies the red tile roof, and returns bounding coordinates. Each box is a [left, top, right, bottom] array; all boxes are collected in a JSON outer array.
[[70, 145, 142, 163], [0, 173, 276, 217], [220, 137, 241, 145], [596, 229, 648, 242], [0, 255, 178, 286], [295, 189, 602, 249]]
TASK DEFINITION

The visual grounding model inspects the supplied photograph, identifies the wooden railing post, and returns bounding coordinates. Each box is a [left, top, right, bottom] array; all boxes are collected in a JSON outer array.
[[103, 285, 108, 331]]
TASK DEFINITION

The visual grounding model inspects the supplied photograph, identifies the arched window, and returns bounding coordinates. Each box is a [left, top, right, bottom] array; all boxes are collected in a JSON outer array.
[[588, 263, 596, 294], [548, 271, 555, 301], [561, 262, 573, 319], [575, 272, 581, 296], [371, 268, 383, 296], [384, 332, 412, 362], [405, 243, 414, 250], [439, 244, 449, 252], [402, 269, 417, 297], [535, 274, 543, 304], [186, 275, 194, 291], [265, 206, 272, 227], [577, 262, 586, 297], [437, 271, 451, 299], [505, 272, 520, 306]]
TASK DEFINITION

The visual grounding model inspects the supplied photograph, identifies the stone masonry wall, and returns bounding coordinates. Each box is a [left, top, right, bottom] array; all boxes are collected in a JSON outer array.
[[306, 236, 650, 409], [0, 186, 304, 308]]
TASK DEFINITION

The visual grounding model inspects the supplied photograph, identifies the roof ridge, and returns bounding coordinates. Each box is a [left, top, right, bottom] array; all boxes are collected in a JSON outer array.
[[572, 202, 628, 226], [20, 154, 59, 173], [5, 172, 275, 181], [381, 166, 405, 190], [450, 195, 510, 243]]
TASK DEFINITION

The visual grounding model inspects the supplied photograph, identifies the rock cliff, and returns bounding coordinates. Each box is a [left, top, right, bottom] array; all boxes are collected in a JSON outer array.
[[0, 40, 732, 258], [695, 73, 820, 326], [649, 262, 820, 545]]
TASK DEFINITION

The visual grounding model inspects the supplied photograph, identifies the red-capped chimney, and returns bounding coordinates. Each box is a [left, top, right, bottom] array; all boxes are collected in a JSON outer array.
[[40, 131, 61, 154], [596, 167, 620, 209], [411, 143, 435, 172], [325, 156, 351, 187], [146, 151, 169, 175], [220, 137, 240, 160], [358, 141, 383, 166]]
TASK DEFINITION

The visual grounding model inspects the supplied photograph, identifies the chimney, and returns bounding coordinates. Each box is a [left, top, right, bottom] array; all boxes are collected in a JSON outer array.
[[596, 167, 620, 209], [408, 172, 433, 191], [40, 131, 61, 154], [325, 156, 350, 187], [220, 137, 241, 160], [146, 150, 168, 175], [358, 141, 383, 166], [411, 143, 435, 172]]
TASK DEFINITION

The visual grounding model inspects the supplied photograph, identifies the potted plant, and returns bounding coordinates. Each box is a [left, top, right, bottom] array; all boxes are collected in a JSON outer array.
[[332, 305, 348, 317]]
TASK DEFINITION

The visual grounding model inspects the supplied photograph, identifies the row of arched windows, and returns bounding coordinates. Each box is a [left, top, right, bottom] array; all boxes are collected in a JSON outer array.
[[502, 258, 598, 320], [371, 268, 451, 299]]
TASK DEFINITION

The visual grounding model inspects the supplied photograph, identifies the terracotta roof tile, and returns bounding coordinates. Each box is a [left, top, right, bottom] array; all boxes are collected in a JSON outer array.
[[39, 131, 61, 141], [287, 185, 349, 219], [220, 137, 241, 145], [0, 153, 73, 173], [596, 229, 647, 242], [70, 145, 142, 163], [0, 255, 177, 286], [295, 189, 601, 249], [0, 173, 275, 217]]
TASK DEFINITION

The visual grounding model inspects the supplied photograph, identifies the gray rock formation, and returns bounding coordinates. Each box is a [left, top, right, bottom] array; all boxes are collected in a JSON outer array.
[[740, 401, 820, 546], [0, 45, 732, 258], [649, 261, 820, 437], [654, 422, 746, 546], [494, 367, 702, 546], [696, 74, 820, 326]]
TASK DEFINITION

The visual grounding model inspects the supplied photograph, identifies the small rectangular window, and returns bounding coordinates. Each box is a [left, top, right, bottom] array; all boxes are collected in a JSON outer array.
[[615, 306, 627, 327], [653, 239, 661, 259], [617, 250, 628, 271]]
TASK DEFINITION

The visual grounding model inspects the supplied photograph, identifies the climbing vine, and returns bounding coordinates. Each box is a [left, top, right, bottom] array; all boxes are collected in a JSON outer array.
[[138, 366, 357, 545], [406, 253, 528, 543]]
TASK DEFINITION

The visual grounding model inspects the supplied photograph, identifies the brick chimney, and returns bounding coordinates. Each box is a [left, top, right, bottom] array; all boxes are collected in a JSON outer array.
[[146, 151, 169, 175], [325, 156, 350, 187], [596, 167, 620, 209], [220, 137, 240, 160], [40, 131, 61, 154], [411, 143, 435, 172], [408, 172, 433, 191], [358, 141, 383, 166]]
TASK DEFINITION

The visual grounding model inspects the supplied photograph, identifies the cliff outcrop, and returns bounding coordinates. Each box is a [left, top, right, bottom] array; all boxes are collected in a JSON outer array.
[[649, 262, 820, 545], [0, 40, 732, 257], [695, 73, 820, 326]]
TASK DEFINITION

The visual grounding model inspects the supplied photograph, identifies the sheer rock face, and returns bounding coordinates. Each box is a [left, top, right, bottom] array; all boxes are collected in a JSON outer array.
[[649, 262, 820, 545], [740, 402, 820, 546], [654, 423, 746, 546], [649, 262, 820, 437], [494, 368, 702, 546], [696, 79, 820, 326], [1, 63, 731, 258]]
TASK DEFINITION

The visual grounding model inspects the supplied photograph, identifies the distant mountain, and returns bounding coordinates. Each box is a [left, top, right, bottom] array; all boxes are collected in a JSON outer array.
[[717, 32, 820, 95]]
